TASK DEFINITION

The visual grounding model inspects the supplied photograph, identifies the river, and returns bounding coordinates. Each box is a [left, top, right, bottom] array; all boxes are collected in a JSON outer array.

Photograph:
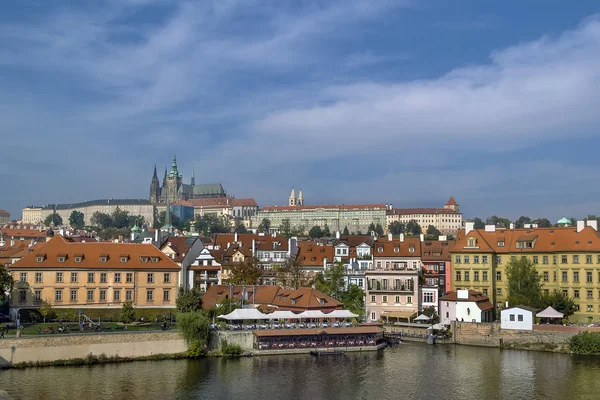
[[1, 343, 600, 399]]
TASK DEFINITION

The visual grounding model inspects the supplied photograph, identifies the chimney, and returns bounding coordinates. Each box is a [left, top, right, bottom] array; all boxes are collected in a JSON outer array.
[[400, 233, 405, 242], [388, 233, 392, 241], [577, 220, 586, 233], [465, 222, 474, 235], [509, 223, 515, 230], [439, 235, 447, 241], [336, 231, 340, 239], [457, 289, 469, 299], [586, 220, 598, 231], [484, 225, 496, 232], [234, 232, 238, 242], [227, 242, 230, 249], [252, 239, 256, 255], [10, 238, 14, 247], [419, 233, 424, 242]]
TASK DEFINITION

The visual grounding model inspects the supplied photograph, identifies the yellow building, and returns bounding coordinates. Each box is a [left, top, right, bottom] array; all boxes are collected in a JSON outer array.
[[8, 235, 181, 311], [450, 221, 600, 323], [386, 197, 463, 235]]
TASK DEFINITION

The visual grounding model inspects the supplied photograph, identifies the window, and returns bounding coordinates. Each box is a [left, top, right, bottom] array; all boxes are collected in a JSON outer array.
[[70, 290, 77, 302], [455, 256, 461, 264], [511, 256, 516, 262], [126, 273, 133, 283], [518, 315, 523, 322], [587, 272, 593, 283], [482, 271, 488, 282], [573, 255, 580, 264], [20, 272, 27, 283], [87, 290, 94, 301], [482, 288, 488, 296], [395, 296, 400, 303], [55, 290, 63, 302], [498, 241, 505, 247], [510, 314, 515, 321], [370, 295, 376, 303], [575, 304, 580, 311], [587, 290, 593, 299], [467, 238, 476, 247], [120, 256, 128, 263], [455, 271, 461, 281], [533, 256, 538, 264], [587, 255, 593, 264], [100, 256, 108, 263], [561, 255, 567, 264], [35, 272, 42, 283], [574, 272, 579, 283], [464, 256, 470, 264], [163, 273, 170, 283], [88, 272, 95, 283], [563, 289, 568, 296], [163, 290, 170, 302], [497, 288, 502, 296], [553, 256, 557, 264], [34, 290, 41, 301], [496, 256, 502, 264], [371, 312, 376, 321], [474, 256, 479, 264], [56, 272, 63, 283], [70, 272, 77, 283], [574, 289, 580, 298], [424, 292, 434, 303], [598, 255, 600, 264], [147, 290, 154, 302], [115, 273, 121, 283], [126, 290, 132, 301], [588, 305, 594, 312], [407, 296, 412, 304], [382, 295, 388, 303], [543, 256, 548, 264], [147, 273, 154, 283], [100, 273, 107, 283], [562, 271, 568, 282], [19, 290, 26, 302], [114, 289, 121, 302], [496, 271, 502, 281], [36, 256, 44, 263], [543, 272, 549, 282], [58, 256, 65, 263], [99, 290, 107, 301], [482, 256, 488, 264], [474, 271, 479, 281]]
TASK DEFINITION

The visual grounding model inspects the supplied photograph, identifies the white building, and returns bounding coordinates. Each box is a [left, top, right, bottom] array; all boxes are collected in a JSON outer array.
[[500, 306, 535, 331], [440, 289, 495, 325]]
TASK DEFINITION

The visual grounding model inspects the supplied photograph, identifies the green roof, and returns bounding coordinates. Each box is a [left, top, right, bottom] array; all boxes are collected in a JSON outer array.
[[557, 217, 572, 225]]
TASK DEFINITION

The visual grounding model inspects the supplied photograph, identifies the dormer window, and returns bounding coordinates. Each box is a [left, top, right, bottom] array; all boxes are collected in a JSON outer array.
[[151, 257, 159, 263], [378, 247, 383, 253], [319, 299, 325, 305], [99, 256, 108, 263], [394, 247, 399, 253], [409, 246, 415, 253], [58, 256, 66, 263], [467, 238, 476, 247], [120, 256, 128, 263], [74, 256, 82, 263], [497, 241, 505, 247], [36, 256, 44, 263], [140, 257, 149, 263], [291, 299, 296, 305]]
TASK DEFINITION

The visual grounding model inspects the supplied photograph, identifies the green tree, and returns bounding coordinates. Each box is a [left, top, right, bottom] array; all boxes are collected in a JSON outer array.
[[280, 218, 292, 238], [542, 290, 576, 318], [532, 218, 552, 228], [234, 220, 248, 234], [229, 257, 262, 285], [111, 207, 130, 229], [375, 223, 384, 236], [473, 217, 485, 229], [128, 215, 145, 228], [90, 211, 113, 229], [0, 266, 14, 303], [426, 225, 441, 238], [406, 220, 422, 236], [68, 211, 85, 229], [120, 301, 136, 323], [276, 257, 311, 290], [514, 216, 532, 229], [177, 311, 211, 348], [421, 306, 440, 323], [342, 226, 350, 236], [388, 221, 405, 235], [368, 223, 376, 235], [193, 214, 230, 235], [44, 213, 63, 227], [175, 287, 204, 313], [208, 298, 238, 319], [257, 218, 271, 233], [308, 225, 323, 239], [39, 300, 53, 323], [505, 257, 542, 308], [342, 284, 365, 318], [323, 224, 331, 237], [486, 216, 511, 228], [315, 262, 346, 301]]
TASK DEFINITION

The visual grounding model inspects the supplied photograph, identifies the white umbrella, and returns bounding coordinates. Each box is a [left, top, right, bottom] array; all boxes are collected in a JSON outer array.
[[414, 314, 431, 322]]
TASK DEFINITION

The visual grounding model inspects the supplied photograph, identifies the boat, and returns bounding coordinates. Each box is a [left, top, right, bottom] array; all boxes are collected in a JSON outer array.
[[310, 349, 345, 356]]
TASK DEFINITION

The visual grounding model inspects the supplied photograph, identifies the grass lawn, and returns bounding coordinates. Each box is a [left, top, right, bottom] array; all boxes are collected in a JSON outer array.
[[1, 322, 177, 337]]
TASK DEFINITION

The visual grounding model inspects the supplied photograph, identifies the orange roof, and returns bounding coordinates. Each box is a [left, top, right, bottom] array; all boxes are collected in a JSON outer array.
[[0, 228, 46, 239], [232, 198, 258, 207], [187, 197, 233, 207], [445, 196, 458, 206], [421, 240, 455, 261], [0, 210, 10, 216], [440, 290, 490, 302], [297, 245, 334, 266], [273, 287, 343, 309], [373, 237, 421, 258], [160, 236, 197, 262], [389, 208, 459, 215], [10, 235, 180, 270], [260, 204, 386, 212]]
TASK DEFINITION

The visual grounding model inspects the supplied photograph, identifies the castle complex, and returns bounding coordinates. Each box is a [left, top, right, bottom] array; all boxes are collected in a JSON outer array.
[[149, 155, 227, 204]]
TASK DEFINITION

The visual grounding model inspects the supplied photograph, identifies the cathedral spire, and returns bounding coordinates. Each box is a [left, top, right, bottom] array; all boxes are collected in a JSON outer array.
[[171, 154, 178, 177], [298, 189, 303, 206], [163, 166, 167, 186], [152, 164, 158, 179], [289, 188, 296, 206], [191, 167, 195, 186]]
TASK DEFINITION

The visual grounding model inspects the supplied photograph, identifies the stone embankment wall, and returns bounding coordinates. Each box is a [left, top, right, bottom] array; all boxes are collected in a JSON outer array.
[[0, 332, 186, 367], [210, 331, 255, 350], [453, 322, 576, 350]]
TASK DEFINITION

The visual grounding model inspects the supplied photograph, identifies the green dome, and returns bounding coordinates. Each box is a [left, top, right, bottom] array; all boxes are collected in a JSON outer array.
[[557, 217, 572, 225], [131, 224, 141, 232]]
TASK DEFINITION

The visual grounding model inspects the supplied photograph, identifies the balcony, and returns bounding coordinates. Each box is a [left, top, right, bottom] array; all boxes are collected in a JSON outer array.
[[194, 273, 219, 281], [367, 286, 414, 294], [357, 255, 372, 260], [345, 269, 367, 276]]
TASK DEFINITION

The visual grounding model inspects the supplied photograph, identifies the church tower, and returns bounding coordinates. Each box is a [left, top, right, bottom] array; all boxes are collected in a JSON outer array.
[[149, 165, 161, 204], [191, 168, 195, 186], [298, 189, 304, 206], [289, 188, 296, 206]]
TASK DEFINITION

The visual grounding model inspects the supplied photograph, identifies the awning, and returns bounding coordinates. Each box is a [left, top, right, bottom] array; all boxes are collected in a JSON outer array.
[[268, 310, 302, 319], [414, 314, 431, 321], [297, 310, 327, 319], [217, 308, 267, 320], [323, 310, 359, 319], [536, 306, 564, 319], [382, 311, 417, 319]]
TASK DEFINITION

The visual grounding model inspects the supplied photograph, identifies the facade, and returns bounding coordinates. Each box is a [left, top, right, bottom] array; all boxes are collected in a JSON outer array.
[[170, 203, 195, 224], [500, 306, 535, 331], [365, 234, 421, 322], [159, 236, 204, 289], [23, 199, 154, 227], [386, 196, 463, 235], [8, 235, 181, 314], [439, 289, 495, 325], [189, 246, 223, 292], [232, 198, 259, 222], [450, 220, 600, 323], [421, 238, 454, 312], [252, 200, 386, 234], [0, 210, 10, 225], [149, 156, 226, 204]]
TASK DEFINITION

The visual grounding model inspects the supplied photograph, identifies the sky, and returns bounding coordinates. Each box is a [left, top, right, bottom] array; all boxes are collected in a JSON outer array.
[[2, 0, 600, 222]]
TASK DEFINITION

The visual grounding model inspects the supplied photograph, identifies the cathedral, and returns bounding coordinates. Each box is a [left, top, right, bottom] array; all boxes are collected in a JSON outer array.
[[149, 155, 227, 204]]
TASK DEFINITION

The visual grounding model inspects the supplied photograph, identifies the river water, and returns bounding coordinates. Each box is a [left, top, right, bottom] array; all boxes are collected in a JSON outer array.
[[1, 343, 600, 400]]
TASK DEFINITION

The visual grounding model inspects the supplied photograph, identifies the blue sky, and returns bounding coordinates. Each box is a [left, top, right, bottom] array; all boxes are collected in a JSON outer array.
[[2, 0, 600, 222]]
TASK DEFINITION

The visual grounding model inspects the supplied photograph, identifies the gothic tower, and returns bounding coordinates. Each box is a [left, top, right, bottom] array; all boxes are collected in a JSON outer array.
[[289, 188, 296, 206], [298, 189, 304, 206], [191, 167, 195, 186], [164, 154, 182, 203], [149, 165, 161, 204]]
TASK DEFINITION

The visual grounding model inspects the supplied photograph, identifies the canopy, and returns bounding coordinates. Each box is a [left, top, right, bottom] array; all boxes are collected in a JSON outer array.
[[268, 310, 301, 320], [323, 310, 359, 319], [297, 310, 328, 319], [537, 306, 564, 319], [217, 308, 267, 321], [414, 314, 431, 321], [431, 323, 446, 330], [382, 311, 417, 320]]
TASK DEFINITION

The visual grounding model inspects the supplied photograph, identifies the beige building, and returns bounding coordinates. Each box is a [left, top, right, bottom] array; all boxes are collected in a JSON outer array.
[[22, 199, 155, 227], [386, 196, 463, 235], [8, 235, 180, 311], [0, 210, 10, 226]]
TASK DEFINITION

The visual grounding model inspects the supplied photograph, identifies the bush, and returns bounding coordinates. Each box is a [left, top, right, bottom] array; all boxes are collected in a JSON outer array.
[[178, 311, 211, 347], [562, 318, 569, 325], [221, 339, 243, 357], [570, 331, 600, 354], [41, 308, 175, 322], [187, 340, 204, 358], [120, 301, 136, 323], [535, 318, 541, 324]]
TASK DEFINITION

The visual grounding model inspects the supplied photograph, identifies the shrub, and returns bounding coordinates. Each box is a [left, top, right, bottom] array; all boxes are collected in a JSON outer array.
[[535, 318, 541, 324], [120, 301, 136, 323], [41, 307, 174, 322], [221, 339, 243, 357], [562, 318, 569, 325], [178, 311, 211, 347], [570, 331, 600, 354], [187, 340, 204, 358]]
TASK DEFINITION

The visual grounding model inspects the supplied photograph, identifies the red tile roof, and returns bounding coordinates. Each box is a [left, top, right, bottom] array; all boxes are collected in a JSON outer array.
[[232, 198, 258, 207], [160, 236, 197, 262], [373, 237, 421, 258], [187, 198, 233, 207], [260, 204, 386, 212], [0, 210, 10, 216], [388, 208, 459, 215], [445, 196, 458, 206], [297, 245, 334, 266], [0, 228, 46, 239]]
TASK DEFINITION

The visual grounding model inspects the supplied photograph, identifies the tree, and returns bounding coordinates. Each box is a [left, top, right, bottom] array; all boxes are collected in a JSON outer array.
[[90, 211, 113, 229], [514, 216, 532, 229], [374, 223, 384, 236], [120, 301, 136, 323], [257, 218, 271, 233], [176, 287, 204, 313], [193, 214, 230, 235], [368, 222, 376, 235], [406, 220, 422, 236], [309, 225, 323, 239], [68, 211, 85, 229], [229, 257, 262, 285], [234, 220, 248, 234], [388, 221, 405, 235], [542, 290, 576, 318], [0, 266, 14, 303], [473, 217, 485, 229], [421, 306, 440, 323], [39, 300, 53, 323], [532, 218, 552, 228], [486, 216, 511, 228], [342, 226, 350, 236], [276, 257, 311, 290], [342, 284, 365, 318], [128, 215, 145, 228], [426, 225, 441, 238], [315, 262, 346, 301], [111, 207, 130, 229], [280, 218, 292, 238], [505, 257, 542, 308], [322, 224, 331, 237], [177, 310, 211, 348], [208, 297, 238, 319], [44, 213, 63, 227]]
